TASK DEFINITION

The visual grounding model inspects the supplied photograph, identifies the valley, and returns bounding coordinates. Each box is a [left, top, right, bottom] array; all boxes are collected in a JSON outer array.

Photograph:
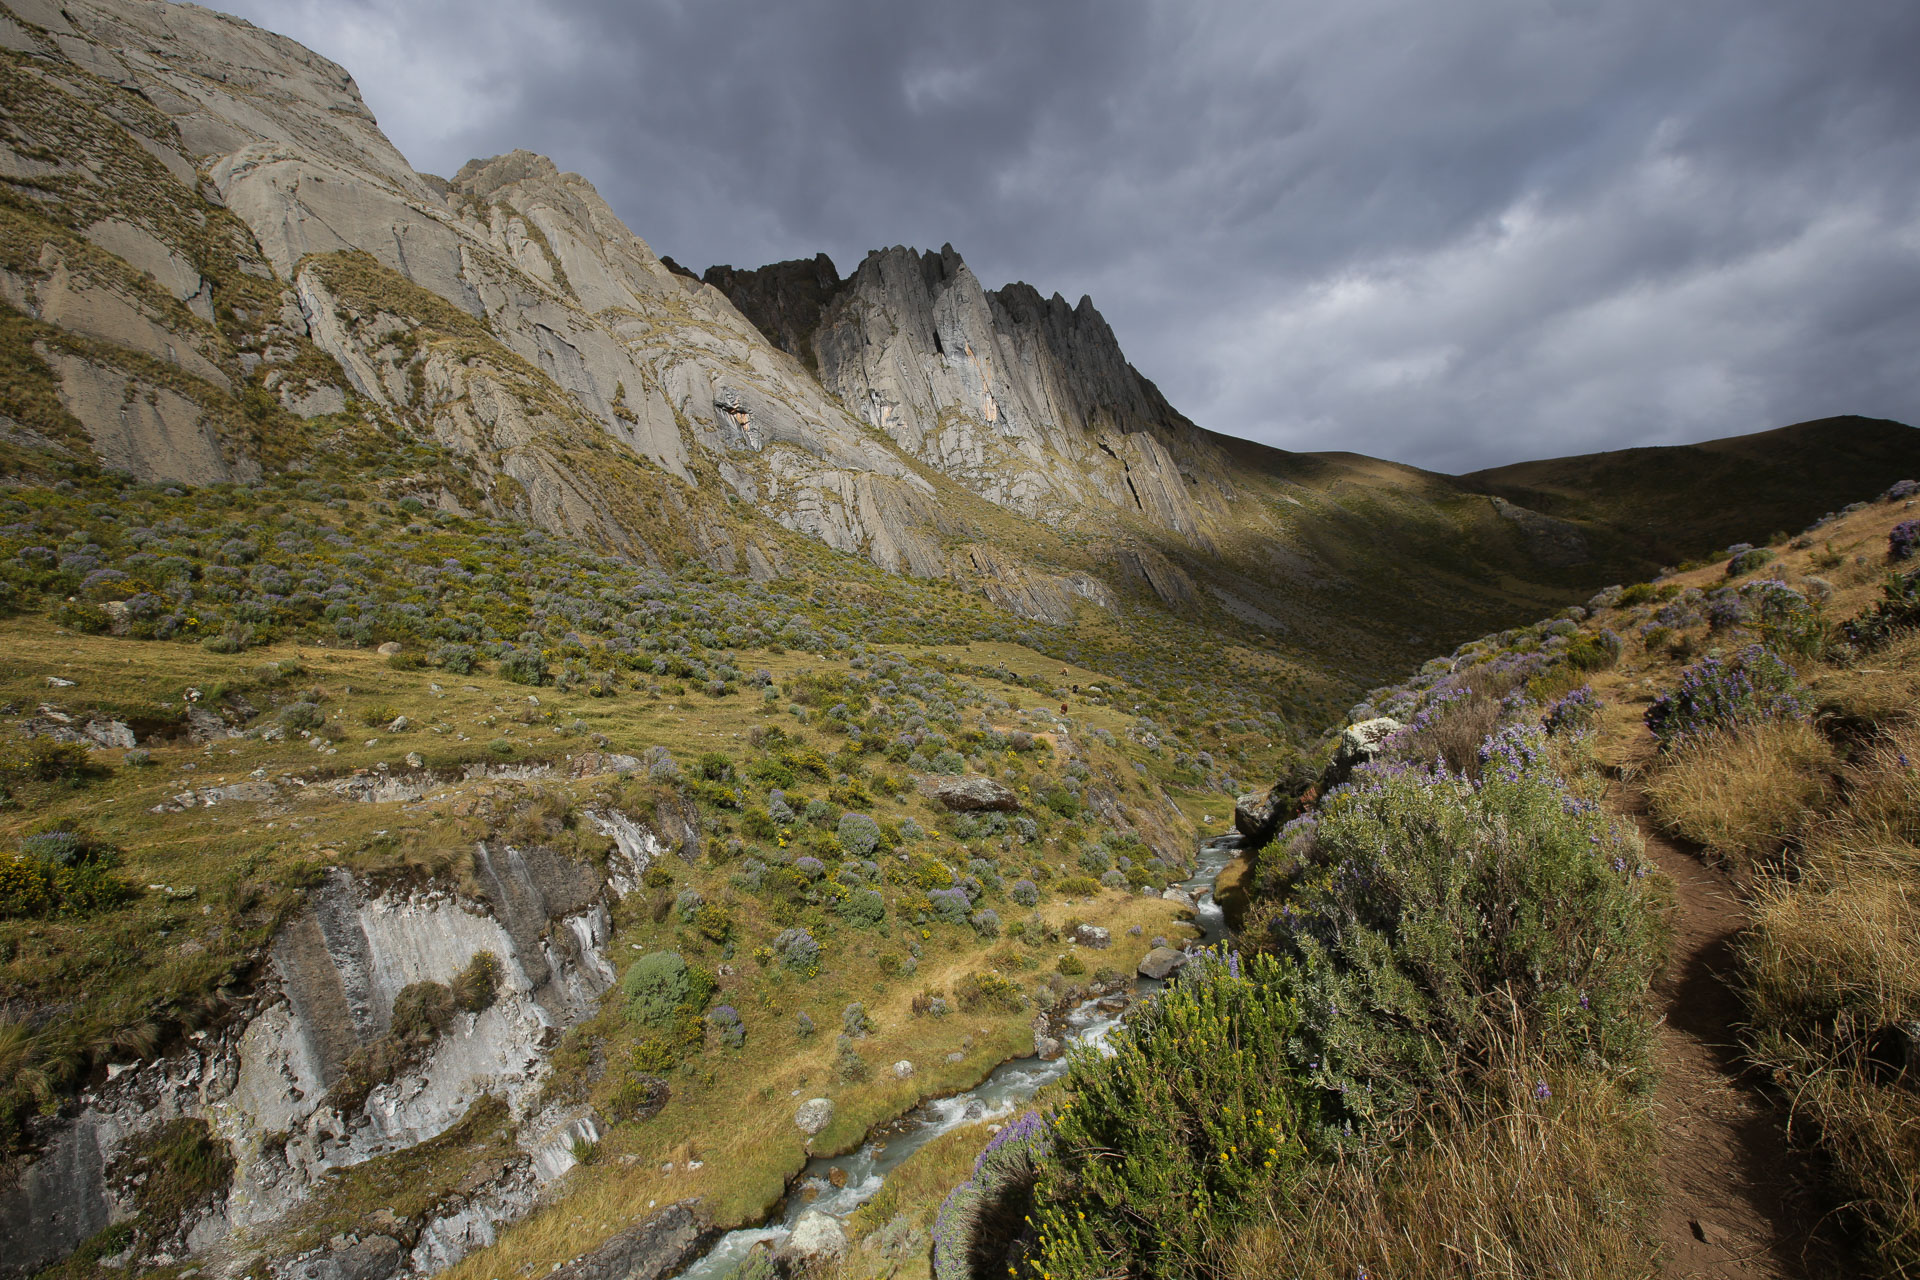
[[0, 2, 1916, 1279]]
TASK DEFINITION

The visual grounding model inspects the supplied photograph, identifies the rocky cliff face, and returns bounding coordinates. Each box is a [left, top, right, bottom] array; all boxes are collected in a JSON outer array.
[[0, 0, 961, 582], [713, 245, 1232, 542], [1, 805, 669, 1280]]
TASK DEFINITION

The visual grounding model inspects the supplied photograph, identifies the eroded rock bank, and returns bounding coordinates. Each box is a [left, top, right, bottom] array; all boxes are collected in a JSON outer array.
[[0, 809, 673, 1280]]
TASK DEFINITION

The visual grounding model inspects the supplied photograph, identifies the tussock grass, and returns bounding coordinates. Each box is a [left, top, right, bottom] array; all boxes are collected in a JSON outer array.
[[1743, 724, 1920, 1273], [1222, 1055, 1661, 1280], [1644, 720, 1836, 874]]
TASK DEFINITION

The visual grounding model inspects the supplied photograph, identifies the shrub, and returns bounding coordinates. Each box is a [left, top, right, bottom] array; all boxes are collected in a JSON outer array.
[[1056, 952, 1086, 977], [1645, 645, 1807, 747], [836, 888, 886, 928], [773, 926, 821, 976], [1542, 685, 1600, 734], [0, 737, 99, 784], [430, 642, 478, 674], [1844, 571, 1920, 650], [1727, 547, 1777, 576], [932, 1110, 1049, 1280], [449, 951, 502, 1012], [622, 951, 711, 1026], [842, 1002, 872, 1037], [954, 971, 1024, 1014], [929, 886, 972, 924], [970, 908, 1002, 938], [1268, 725, 1663, 1134], [53, 601, 111, 634], [278, 701, 324, 731], [706, 1004, 745, 1050], [1027, 951, 1316, 1277], [1890, 520, 1920, 561], [1054, 875, 1100, 897], [499, 651, 548, 685], [0, 829, 131, 918], [836, 812, 881, 857], [796, 1011, 816, 1037], [1010, 878, 1039, 907]]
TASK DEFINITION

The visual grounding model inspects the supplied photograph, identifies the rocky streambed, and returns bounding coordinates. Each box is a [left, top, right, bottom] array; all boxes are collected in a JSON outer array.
[[670, 833, 1241, 1278]]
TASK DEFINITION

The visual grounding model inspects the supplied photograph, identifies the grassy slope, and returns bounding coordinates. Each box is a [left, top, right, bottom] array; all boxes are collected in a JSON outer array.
[[1460, 415, 1920, 563]]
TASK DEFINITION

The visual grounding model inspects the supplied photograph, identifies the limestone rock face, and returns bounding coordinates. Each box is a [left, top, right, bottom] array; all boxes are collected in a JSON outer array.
[[738, 244, 1234, 540], [0, 800, 677, 1278], [545, 1201, 718, 1280], [0, 0, 960, 581]]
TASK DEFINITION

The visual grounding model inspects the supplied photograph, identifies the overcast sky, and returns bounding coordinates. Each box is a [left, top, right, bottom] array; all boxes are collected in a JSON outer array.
[[212, 0, 1920, 473]]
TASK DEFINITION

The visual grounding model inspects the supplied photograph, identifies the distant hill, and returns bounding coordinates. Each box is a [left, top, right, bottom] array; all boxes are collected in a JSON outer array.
[[1459, 416, 1920, 564]]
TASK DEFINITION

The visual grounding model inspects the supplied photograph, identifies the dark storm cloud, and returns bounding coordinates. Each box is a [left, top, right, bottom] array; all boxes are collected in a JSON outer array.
[[214, 0, 1920, 471]]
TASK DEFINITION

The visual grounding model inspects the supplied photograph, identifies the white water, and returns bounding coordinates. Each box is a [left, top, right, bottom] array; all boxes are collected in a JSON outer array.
[[673, 833, 1242, 1279]]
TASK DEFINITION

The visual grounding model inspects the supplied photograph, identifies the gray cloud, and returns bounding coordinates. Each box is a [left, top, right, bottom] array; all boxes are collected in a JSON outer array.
[[213, 0, 1920, 471]]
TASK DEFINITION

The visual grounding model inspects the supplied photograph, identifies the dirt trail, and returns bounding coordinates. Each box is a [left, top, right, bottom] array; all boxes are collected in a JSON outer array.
[[1619, 796, 1835, 1278]]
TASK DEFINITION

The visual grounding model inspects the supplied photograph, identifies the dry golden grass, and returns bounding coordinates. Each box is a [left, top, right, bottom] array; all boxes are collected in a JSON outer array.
[[1743, 723, 1920, 1273], [1221, 1056, 1661, 1280], [1643, 720, 1836, 874]]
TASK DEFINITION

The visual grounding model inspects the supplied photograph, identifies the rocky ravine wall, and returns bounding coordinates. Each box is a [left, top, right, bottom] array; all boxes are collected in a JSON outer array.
[[0, 812, 673, 1279]]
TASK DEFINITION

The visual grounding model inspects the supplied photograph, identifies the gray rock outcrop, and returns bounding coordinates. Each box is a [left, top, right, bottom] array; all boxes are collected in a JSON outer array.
[[544, 1201, 718, 1280], [930, 776, 1020, 812], [1323, 717, 1404, 789]]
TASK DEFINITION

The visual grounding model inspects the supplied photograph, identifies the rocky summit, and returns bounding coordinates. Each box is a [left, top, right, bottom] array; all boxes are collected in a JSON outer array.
[[0, 5, 1917, 1280]]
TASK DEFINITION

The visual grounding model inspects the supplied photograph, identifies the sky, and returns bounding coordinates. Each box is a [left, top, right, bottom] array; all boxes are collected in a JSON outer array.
[[210, 0, 1920, 473]]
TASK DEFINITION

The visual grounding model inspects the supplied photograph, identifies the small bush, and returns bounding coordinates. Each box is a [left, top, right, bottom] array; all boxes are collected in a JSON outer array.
[[706, 1004, 745, 1050], [450, 951, 503, 1013], [954, 971, 1024, 1014], [773, 926, 821, 977], [837, 811, 881, 857], [1054, 875, 1100, 897], [1727, 547, 1777, 576], [1890, 520, 1920, 561], [1010, 878, 1039, 907], [1027, 952, 1316, 1276], [1645, 645, 1807, 747], [53, 601, 111, 634], [970, 908, 1002, 938], [622, 951, 705, 1026], [499, 651, 549, 686]]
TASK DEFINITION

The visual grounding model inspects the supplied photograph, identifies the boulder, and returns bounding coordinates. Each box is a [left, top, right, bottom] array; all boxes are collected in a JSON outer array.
[[931, 776, 1020, 812], [1233, 789, 1282, 840], [1034, 1035, 1063, 1060], [1138, 947, 1189, 980], [891, 1060, 914, 1080], [1322, 717, 1403, 789], [793, 1097, 833, 1136], [1071, 924, 1110, 949], [544, 1201, 717, 1280], [777, 1211, 848, 1267], [375, 641, 402, 656], [1161, 887, 1195, 908], [386, 715, 410, 732]]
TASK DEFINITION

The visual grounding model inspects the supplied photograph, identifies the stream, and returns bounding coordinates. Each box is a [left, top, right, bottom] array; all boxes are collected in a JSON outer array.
[[672, 831, 1243, 1279]]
